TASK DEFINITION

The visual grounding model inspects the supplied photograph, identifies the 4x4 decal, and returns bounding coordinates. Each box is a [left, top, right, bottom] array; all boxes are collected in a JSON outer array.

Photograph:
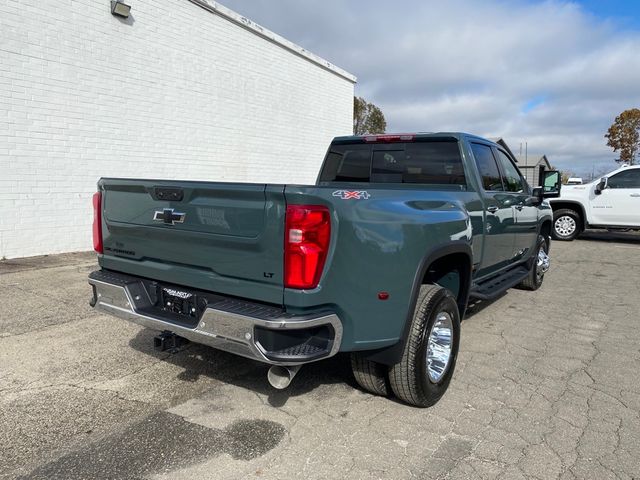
[[332, 190, 371, 200]]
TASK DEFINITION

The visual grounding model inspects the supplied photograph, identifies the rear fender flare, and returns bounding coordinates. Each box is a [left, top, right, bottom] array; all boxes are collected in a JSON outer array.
[[365, 241, 472, 366]]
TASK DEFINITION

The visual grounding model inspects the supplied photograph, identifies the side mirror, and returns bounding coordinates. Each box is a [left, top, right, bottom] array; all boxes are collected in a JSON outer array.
[[594, 177, 607, 195], [526, 187, 544, 206], [542, 170, 561, 198]]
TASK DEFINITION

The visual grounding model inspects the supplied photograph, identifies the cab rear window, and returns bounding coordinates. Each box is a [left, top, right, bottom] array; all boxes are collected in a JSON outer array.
[[319, 140, 466, 187]]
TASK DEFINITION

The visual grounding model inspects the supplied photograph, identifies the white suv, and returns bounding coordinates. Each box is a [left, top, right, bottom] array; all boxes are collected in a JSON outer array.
[[548, 165, 640, 240]]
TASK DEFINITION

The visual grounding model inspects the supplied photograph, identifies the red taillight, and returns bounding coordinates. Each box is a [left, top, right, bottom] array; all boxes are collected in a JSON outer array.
[[92, 192, 103, 254], [363, 134, 415, 143], [284, 205, 331, 289]]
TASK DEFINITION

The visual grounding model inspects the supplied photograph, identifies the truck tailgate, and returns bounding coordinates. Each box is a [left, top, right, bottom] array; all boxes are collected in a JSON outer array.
[[98, 179, 286, 305]]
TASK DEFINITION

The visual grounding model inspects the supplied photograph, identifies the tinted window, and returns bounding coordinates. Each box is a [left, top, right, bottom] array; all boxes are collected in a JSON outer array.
[[607, 169, 640, 189], [319, 145, 371, 182], [319, 140, 466, 186], [495, 149, 526, 193], [372, 142, 465, 185], [471, 143, 503, 191]]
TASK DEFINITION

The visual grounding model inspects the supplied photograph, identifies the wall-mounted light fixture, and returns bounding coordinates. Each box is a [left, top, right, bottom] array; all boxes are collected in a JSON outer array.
[[110, 0, 131, 18]]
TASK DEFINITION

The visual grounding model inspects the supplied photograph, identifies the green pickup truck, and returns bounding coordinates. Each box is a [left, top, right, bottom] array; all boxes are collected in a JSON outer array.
[[89, 133, 560, 407]]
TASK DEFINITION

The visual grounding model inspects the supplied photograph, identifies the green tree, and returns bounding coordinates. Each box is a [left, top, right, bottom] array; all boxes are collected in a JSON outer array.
[[353, 96, 386, 135], [605, 108, 640, 165]]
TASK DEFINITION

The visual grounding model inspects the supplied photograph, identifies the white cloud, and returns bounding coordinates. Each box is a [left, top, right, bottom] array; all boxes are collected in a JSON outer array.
[[221, 0, 640, 175]]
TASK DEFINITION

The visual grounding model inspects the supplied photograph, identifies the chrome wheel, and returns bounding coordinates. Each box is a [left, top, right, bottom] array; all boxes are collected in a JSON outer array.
[[426, 312, 454, 383], [554, 215, 576, 237], [536, 245, 550, 281]]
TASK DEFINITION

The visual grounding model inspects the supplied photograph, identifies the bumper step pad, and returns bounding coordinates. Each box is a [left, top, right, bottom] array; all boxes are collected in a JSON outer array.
[[89, 269, 342, 366]]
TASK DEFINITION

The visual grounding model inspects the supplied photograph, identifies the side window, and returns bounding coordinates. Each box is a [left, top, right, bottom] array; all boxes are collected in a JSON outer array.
[[494, 149, 526, 193], [607, 169, 640, 189], [470, 143, 503, 191]]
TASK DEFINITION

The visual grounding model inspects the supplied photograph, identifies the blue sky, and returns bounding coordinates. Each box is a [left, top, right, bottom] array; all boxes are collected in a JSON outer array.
[[576, 0, 640, 27], [222, 0, 640, 177]]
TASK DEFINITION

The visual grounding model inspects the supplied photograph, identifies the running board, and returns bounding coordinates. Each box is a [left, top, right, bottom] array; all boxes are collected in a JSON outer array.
[[469, 266, 529, 300]]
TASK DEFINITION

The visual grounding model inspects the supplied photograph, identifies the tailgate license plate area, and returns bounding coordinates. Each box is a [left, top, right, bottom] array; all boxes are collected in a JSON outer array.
[[156, 286, 202, 320]]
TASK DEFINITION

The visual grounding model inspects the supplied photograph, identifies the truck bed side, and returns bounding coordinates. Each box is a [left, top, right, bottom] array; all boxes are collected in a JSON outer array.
[[282, 184, 480, 351]]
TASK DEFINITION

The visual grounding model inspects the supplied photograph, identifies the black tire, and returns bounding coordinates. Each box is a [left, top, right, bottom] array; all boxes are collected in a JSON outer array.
[[388, 284, 460, 408], [552, 208, 581, 241], [517, 235, 549, 291], [350, 353, 390, 397]]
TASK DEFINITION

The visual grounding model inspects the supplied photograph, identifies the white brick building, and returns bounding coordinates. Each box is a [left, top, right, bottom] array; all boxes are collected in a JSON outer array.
[[0, 0, 355, 259]]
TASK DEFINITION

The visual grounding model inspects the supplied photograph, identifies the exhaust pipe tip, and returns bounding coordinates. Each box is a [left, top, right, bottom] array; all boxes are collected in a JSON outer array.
[[267, 365, 301, 390]]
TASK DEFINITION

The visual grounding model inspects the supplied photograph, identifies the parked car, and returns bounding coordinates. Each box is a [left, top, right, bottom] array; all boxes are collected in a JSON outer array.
[[88, 133, 560, 407], [549, 165, 640, 240]]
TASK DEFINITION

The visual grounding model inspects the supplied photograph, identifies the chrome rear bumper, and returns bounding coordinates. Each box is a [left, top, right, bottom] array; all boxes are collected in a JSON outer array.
[[88, 270, 342, 366]]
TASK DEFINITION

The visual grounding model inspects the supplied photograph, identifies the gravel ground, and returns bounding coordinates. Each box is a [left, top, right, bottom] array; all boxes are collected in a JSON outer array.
[[1, 231, 639, 479]]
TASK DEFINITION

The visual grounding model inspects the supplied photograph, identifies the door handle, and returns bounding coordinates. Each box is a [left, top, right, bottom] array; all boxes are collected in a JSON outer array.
[[630, 193, 640, 197], [487, 206, 499, 214]]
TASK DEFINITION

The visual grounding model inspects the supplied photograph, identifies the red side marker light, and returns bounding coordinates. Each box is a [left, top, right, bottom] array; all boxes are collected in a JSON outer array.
[[377, 292, 390, 300]]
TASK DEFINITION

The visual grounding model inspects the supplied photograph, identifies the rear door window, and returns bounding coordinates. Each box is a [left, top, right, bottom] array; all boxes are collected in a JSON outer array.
[[470, 143, 504, 191]]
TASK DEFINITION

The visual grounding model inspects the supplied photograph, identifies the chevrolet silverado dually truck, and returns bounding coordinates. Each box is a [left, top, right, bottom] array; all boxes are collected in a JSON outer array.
[[88, 133, 560, 407], [548, 165, 640, 241]]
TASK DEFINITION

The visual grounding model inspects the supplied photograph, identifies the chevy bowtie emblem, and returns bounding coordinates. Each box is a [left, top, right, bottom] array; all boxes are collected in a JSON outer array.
[[153, 208, 186, 225]]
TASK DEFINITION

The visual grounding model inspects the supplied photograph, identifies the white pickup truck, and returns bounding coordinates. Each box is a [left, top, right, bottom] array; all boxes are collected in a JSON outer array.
[[549, 165, 640, 240]]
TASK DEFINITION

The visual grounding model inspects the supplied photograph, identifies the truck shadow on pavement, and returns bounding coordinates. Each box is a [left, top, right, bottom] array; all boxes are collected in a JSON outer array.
[[128, 328, 357, 409], [126, 293, 510, 409], [576, 230, 640, 244], [463, 292, 507, 320]]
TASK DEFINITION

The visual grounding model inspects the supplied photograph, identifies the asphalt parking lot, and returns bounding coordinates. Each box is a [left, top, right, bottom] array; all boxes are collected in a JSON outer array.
[[1, 232, 639, 480]]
